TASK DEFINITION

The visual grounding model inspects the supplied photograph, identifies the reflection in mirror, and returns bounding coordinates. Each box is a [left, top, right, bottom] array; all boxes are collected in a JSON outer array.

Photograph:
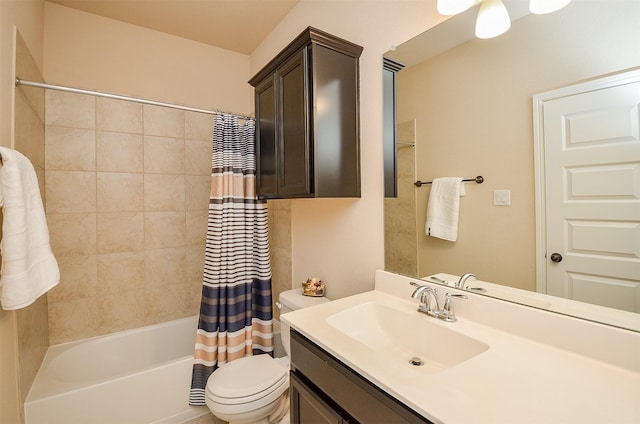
[[383, 0, 640, 332]]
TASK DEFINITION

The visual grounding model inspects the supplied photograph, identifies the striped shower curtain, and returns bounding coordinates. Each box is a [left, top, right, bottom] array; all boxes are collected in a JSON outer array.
[[189, 114, 273, 406]]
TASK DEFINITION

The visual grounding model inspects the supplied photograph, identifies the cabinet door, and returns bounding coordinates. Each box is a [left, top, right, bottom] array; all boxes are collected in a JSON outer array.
[[277, 48, 311, 196], [312, 44, 360, 197], [255, 75, 277, 197], [290, 371, 347, 424]]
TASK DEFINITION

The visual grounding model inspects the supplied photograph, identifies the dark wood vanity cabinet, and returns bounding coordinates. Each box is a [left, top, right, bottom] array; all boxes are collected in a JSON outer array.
[[249, 27, 363, 199], [290, 330, 431, 424]]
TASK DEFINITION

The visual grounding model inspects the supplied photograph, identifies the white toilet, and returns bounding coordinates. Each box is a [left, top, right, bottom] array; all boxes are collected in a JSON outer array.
[[205, 289, 329, 424]]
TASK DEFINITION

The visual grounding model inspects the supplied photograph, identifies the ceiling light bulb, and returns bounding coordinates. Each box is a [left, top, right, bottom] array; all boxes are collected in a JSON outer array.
[[437, 0, 476, 15], [529, 0, 571, 14], [475, 0, 511, 39]]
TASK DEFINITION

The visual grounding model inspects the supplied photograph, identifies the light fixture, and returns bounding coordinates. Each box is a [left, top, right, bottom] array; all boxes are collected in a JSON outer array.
[[529, 0, 571, 14], [475, 0, 511, 39], [437, 0, 476, 16]]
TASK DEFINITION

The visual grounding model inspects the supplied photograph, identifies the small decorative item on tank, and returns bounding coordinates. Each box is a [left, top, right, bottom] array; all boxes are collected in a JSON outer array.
[[302, 277, 324, 297]]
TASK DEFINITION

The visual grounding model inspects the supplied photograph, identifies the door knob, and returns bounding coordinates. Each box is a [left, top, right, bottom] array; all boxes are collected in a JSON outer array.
[[550, 252, 563, 263]]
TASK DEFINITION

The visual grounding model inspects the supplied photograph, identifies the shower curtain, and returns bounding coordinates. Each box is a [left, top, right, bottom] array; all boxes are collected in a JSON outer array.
[[189, 114, 273, 406]]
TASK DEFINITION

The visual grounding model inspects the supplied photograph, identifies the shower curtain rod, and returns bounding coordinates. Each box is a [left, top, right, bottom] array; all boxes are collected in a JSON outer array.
[[15, 78, 255, 121]]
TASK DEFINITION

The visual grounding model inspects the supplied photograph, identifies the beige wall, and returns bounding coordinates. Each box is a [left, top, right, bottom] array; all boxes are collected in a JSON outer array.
[[398, 2, 640, 290], [0, 0, 44, 146], [250, 0, 439, 300], [0, 1, 45, 422], [43, 2, 252, 115]]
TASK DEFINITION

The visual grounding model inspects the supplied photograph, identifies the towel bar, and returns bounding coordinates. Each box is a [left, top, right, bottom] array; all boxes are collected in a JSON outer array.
[[414, 176, 483, 187]]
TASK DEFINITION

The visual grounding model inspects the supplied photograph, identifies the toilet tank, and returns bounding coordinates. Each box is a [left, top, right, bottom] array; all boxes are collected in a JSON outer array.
[[278, 289, 329, 356]]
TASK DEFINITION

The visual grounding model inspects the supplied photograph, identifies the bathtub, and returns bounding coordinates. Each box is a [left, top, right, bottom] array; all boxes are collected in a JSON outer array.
[[24, 316, 209, 424]]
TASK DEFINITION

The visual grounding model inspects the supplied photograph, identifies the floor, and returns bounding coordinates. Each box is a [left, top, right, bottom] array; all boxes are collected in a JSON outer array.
[[183, 412, 226, 424]]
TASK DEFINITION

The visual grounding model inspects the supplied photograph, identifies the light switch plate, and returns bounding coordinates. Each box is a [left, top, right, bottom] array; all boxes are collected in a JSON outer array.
[[493, 190, 511, 206]]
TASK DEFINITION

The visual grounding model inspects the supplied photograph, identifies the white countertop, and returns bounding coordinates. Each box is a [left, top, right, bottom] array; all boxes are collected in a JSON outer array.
[[281, 272, 640, 424]]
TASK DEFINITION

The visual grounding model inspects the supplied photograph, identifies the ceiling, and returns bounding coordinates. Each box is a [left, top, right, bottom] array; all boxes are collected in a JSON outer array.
[[47, 0, 300, 55]]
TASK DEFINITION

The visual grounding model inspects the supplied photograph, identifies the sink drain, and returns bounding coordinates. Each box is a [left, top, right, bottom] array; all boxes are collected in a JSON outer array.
[[409, 356, 424, 366]]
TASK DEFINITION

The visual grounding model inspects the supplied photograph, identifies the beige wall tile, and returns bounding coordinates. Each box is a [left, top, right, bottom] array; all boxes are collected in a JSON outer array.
[[45, 95, 214, 343], [270, 207, 291, 250], [97, 172, 144, 212], [14, 89, 46, 169], [48, 255, 98, 302], [144, 136, 185, 174], [143, 104, 184, 138], [145, 247, 186, 287], [97, 131, 143, 172], [48, 297, 101, 344], [95, 292, 144, 333], [96, 97, 143, 134], [97, 252, 145, 294], [185, 139, 212, 176], [186, 244, 205, 284], [45, 126, 95, 171], [16, 295, 49, 405], [45, 170, 96, 213], [147, 285, 186, 323], [185, 111, 214, 141], [144, 211, 186, 249], [186, 210, 208, 246], [45, 90, 95, 129], [35, 164, 46, 202], [144, 174, 185, 211], [47, 213, 97, 257], [267, 199, 291, 212], [97, 212, 144, 253], [15, 32, 45, 121], [13, 33, 50, 410], [185, 175, 210, 211], [182, 284, 203, 318]]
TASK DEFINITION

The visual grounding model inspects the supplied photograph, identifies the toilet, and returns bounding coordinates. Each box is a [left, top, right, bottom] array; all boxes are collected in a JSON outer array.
[[205, 289, 329, 424]]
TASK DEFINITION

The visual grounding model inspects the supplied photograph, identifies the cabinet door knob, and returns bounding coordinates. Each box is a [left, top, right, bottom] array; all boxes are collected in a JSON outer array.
[[550, 252, 563, 263]]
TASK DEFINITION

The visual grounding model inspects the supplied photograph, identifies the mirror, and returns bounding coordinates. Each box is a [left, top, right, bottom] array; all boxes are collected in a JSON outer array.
[[383, 0, 640, 332]]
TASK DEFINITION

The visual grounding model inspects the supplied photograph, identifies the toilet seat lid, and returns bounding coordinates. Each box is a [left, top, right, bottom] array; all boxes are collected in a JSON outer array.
[[206, 354, 288, 404]]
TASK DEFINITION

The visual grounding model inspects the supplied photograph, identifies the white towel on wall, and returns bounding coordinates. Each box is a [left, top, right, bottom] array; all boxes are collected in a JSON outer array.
[[425, 177, 465, 242], [0, 147, 59, 310]]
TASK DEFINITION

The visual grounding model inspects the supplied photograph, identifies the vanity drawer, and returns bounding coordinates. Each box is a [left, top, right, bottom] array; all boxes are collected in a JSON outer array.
[[290, 330, 430, 424]]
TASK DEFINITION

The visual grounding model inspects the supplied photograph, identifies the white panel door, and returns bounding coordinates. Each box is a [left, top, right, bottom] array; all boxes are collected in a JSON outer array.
[[542, 77, 640, 312]]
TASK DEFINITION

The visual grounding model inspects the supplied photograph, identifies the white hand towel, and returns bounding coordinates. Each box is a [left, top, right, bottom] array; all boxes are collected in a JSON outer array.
[[0, 147, 60, 310], [425, 177, 465, 242]]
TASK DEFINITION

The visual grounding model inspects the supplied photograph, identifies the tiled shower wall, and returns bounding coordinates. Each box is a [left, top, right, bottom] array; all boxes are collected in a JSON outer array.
[[267, 199, 292, 321], [384, 119, 417, 276], [44, 90, 212, 344]]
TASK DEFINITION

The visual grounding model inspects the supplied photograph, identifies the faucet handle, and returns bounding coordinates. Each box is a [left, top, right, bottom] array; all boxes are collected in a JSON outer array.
[[440, 293, 468, 322]]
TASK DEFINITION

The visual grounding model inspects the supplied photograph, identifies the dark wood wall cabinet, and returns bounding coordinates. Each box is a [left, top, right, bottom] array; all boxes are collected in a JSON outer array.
[[290, 330, 432, 424], [249, 27, 363, 199]]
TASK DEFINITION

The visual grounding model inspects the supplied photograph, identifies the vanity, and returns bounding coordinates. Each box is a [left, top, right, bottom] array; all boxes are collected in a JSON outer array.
[[282, 270, 640, 423]]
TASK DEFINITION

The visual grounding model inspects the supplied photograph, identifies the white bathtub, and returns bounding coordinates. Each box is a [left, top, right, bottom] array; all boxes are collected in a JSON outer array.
[[24, 316, 209, 424]]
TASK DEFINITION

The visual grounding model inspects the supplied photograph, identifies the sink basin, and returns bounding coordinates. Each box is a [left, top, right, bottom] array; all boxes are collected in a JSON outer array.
[[326, 302, 488, 372]]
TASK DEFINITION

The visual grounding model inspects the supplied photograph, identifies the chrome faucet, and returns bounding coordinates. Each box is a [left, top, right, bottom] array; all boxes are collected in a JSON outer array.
[[410, 282, 441, 318], [440, 293, 468, 322], [410, 282, 468, 322], [456, 273, 477, 289]]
